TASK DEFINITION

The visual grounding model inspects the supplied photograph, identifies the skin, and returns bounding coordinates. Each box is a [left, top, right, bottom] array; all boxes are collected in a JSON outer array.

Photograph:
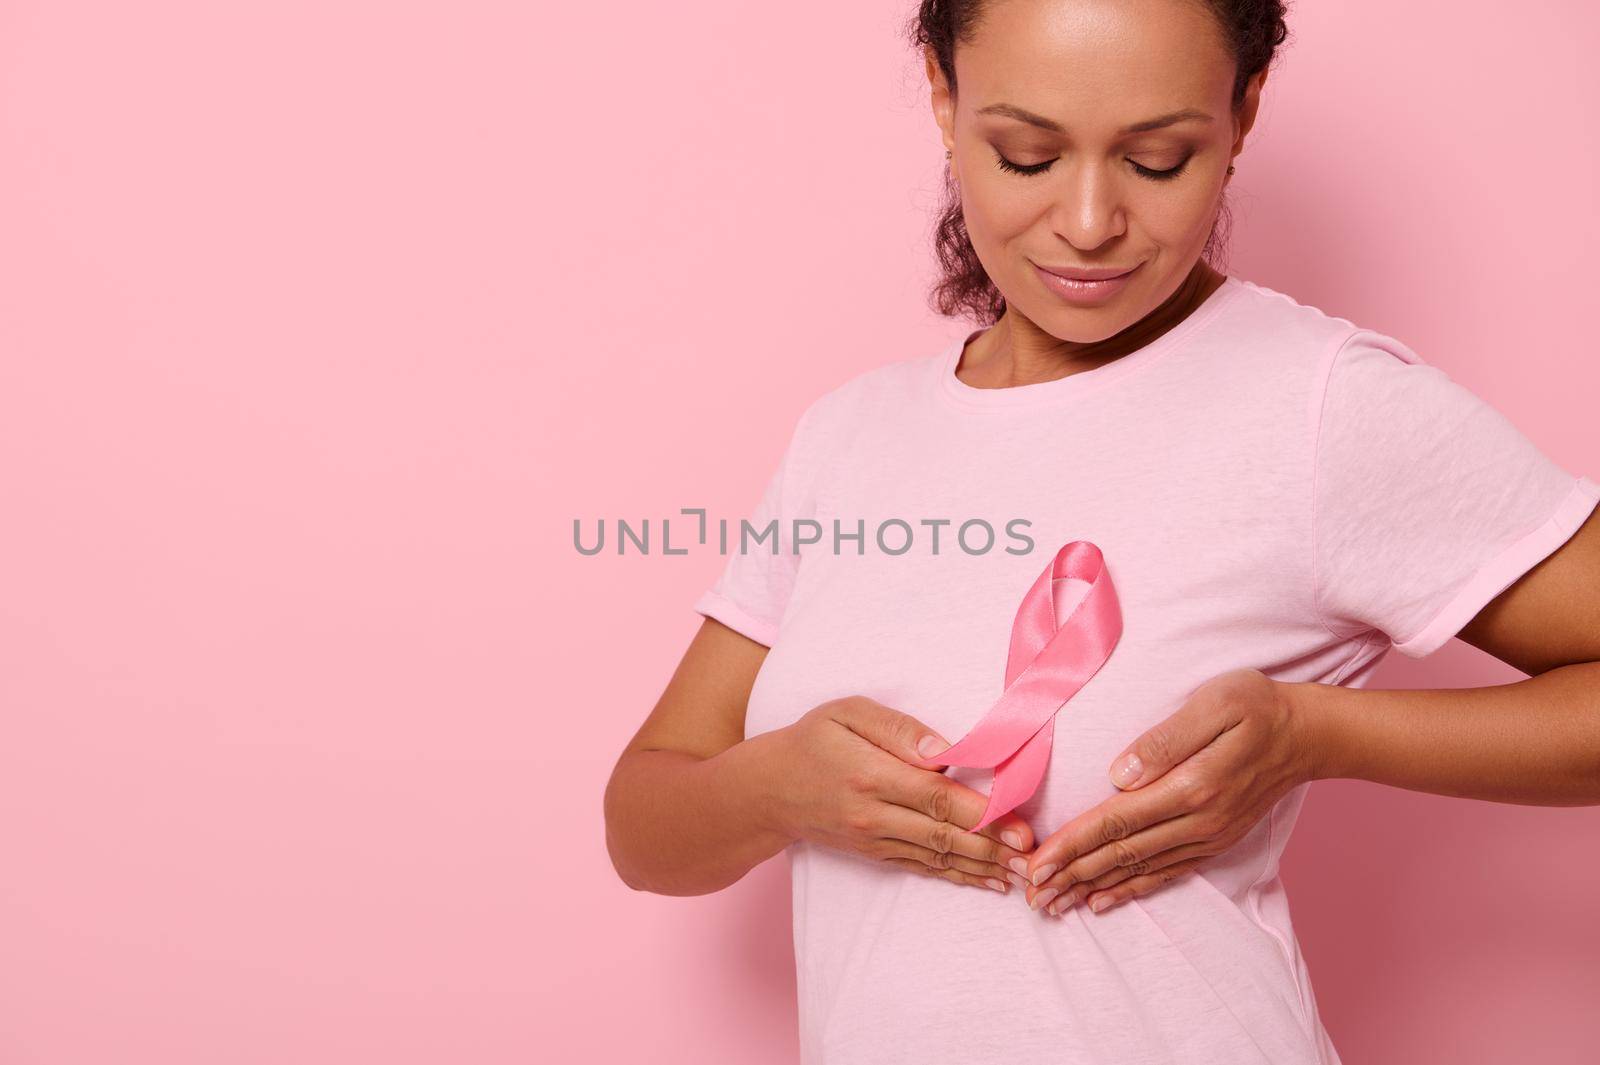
[[604, 0, 1600, 919]]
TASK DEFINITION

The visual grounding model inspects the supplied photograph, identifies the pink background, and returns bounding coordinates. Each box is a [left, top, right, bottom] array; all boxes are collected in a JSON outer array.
[[2, 2, 1597, 1062]]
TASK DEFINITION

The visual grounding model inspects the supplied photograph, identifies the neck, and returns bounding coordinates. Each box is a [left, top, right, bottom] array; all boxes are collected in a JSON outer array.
[[959, 261, 1225, 389]]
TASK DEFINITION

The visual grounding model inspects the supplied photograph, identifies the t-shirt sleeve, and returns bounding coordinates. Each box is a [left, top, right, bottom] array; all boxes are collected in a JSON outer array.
[[1311, 328, 1600, 658], [690, 402, 821, 648]]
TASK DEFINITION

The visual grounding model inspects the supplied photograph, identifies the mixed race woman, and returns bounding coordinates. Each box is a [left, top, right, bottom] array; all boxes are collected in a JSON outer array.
[[604, 2, 1600, 1062]]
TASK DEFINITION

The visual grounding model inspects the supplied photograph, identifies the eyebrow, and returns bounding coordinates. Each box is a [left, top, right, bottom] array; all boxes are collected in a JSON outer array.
[[975, 103, 1214, 135]]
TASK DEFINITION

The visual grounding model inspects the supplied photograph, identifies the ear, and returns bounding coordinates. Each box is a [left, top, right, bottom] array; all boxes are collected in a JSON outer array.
[[925, 46, 956, 159], [1232, 68, 1268, 158]]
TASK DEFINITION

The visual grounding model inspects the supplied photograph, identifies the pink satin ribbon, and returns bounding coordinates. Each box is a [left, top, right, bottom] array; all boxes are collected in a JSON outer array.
[[934, 540, 1123, 832]]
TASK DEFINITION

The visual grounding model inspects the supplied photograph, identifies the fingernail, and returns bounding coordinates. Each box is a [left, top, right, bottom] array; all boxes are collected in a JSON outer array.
[[1005, 872, 1029, 890], [918, 735, 949, 758], [1031, 887, 1060, 911], [1001, 829, 1023, 849], [1030, 863, 1058, 887], [1111, 753, 1143, 786], [1007, 857, 1029, 877], [1089, 895, 1113, 913], [985, 877, 1007, 893]]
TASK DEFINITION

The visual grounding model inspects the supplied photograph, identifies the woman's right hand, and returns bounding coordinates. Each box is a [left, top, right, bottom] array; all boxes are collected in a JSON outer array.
[[760, 695, 1037, 895]]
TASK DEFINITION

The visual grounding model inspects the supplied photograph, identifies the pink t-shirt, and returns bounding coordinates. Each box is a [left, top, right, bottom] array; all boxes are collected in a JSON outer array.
[[692, 275, 1599, 1065]]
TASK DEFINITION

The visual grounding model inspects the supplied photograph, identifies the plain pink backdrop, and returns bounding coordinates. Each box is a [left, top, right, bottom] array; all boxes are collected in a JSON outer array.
[[2, 1, 1597, 1062]]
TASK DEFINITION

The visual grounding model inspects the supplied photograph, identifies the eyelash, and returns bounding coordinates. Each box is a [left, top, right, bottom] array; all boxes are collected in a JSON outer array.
[[992, 151, 1194, 182]]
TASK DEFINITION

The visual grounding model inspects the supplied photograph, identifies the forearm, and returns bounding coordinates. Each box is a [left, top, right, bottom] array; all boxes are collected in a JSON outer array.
[[603, 728, 796, 896], [1286, 660, 1600, 805]]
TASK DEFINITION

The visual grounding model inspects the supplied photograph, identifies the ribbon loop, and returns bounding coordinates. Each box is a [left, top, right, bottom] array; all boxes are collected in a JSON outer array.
[[936, 540, 1122, 831]]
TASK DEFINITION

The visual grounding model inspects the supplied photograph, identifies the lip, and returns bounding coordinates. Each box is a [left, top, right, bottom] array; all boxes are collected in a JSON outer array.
[[1032, 260, 1142, 305], [1033, 262, 1141, 281]]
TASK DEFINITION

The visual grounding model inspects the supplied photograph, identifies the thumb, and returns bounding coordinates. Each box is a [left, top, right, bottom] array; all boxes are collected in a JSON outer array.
[[830, 697, 952, 770], [1108, 697, 1221, 789]]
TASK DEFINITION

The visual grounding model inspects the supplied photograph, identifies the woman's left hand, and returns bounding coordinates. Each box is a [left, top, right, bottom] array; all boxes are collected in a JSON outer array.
[[1023, 667, 1320, 916]]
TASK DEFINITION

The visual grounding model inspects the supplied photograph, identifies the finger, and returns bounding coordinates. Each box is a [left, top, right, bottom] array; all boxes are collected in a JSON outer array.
[[1026, 786, 1177, 888], [866, 827, 1013, 881], [1107, 686, 1240, 790], [984, 813, 1035, 855], [829, 697, 954, 770], [1063, 854, 1213, 915], [873, 802, 1032, 888], [871, 757, 1036, 884], [1045, 842, 1217, 915], [876, 757, 1009, 839], [1033, 810, 1212, 897], [881, 854, 1011, 895]]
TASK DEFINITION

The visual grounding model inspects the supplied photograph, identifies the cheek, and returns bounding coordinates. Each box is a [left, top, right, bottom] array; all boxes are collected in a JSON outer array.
[[1132, 184, 1222, 246], [960, 170, 1043, 244]]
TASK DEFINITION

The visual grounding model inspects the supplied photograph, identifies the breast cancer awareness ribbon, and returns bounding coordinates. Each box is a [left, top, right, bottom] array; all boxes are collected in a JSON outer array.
[[935, 540, 1123, 832]]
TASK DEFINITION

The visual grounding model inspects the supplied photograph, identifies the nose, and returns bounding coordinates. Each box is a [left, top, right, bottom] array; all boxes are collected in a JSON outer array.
[[1047, 162, 1128, 251]]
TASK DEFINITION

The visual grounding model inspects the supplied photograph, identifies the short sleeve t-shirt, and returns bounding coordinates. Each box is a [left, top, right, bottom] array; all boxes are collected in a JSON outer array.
[[691, 275, 1600, 1065]]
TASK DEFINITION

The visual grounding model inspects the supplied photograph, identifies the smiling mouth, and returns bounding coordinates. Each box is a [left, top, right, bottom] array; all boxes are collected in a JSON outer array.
[[1032, 262, 1141, 281]]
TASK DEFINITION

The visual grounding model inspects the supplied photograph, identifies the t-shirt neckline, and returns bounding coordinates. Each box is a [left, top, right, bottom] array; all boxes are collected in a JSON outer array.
[[937, 274, 1244, 412]]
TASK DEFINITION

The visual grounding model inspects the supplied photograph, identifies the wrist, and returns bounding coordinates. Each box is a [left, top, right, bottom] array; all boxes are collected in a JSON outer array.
[[726, 728, 800, 850], [1281, 679, 1351, 782]]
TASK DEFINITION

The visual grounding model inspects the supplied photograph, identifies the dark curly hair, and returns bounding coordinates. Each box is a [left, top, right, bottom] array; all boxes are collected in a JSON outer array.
[[904, 0, 1292, 325]]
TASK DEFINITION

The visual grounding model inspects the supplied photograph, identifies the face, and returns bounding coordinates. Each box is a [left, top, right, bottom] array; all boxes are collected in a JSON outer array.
[[927, 0, 1265, 340]]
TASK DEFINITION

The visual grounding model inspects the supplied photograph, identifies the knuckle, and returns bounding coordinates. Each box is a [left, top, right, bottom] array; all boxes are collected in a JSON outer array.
[[926, 848, 955, 871], [841, 805, 878, 835], [1113, 844, 1152, 869], [1166, 772, 1205, 807], [927, 820, 956, 855], [1158, 865, 1188, 884], [1109, 840, 1140, 868], [1097, 810, 1133, 844], [1141, 726, 1176, 768], [925, 782, 954, 824], [967, 830, 1001, 860], [892, 713, 923, 750]]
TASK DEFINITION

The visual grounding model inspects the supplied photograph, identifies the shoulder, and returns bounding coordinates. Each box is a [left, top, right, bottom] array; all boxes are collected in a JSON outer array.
[[787, 340, 950, 440], [1218, 277, 1378, 363], [1205, 279, 1440, 420]]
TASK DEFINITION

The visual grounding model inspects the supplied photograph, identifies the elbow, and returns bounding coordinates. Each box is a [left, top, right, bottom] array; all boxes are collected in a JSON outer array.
[[602, 748, 737, 897], [602, 767, 653, 893]]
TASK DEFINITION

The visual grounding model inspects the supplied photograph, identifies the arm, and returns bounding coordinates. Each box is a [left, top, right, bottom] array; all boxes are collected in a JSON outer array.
[[1289, 505, 1600, 805], [603, 618, 794, 897]]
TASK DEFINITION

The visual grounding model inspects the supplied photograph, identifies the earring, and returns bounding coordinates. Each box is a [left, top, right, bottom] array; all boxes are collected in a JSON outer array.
[[1227, 165, 1235, 174], [945, 149, 952, 159]]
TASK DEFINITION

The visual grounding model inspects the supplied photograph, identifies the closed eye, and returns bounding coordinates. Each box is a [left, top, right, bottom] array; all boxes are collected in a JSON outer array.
[[992, 151, 1194, 182]]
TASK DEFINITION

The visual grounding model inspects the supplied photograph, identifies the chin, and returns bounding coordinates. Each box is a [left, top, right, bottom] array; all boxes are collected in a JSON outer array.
[[1033, 309, 1129, 345]]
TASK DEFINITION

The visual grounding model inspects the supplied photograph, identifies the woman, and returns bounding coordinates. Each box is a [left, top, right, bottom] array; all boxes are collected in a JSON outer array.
[[604, 1, 1600, 1062]]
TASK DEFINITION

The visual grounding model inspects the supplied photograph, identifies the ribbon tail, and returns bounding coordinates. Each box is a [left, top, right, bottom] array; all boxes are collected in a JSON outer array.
[[970, 717, 1055, 831]]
